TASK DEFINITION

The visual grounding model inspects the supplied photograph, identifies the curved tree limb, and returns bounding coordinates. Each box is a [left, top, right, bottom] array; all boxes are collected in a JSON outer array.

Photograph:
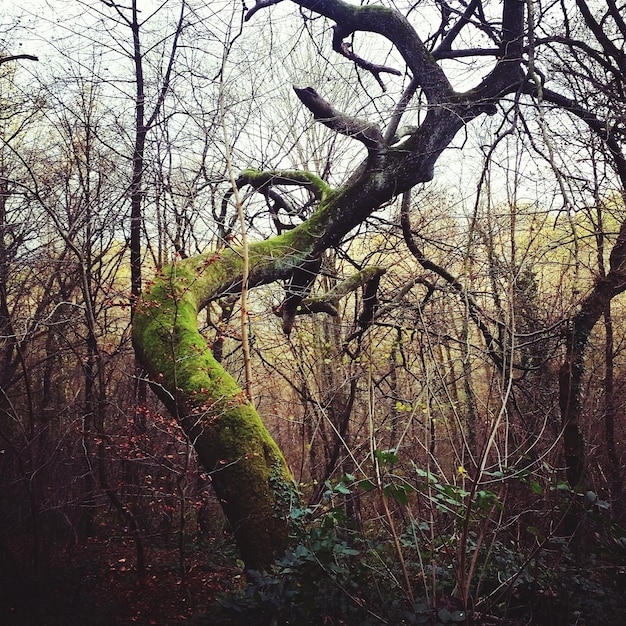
[[221, 168, 331, 235], [434, 0, 482, 56], [251, 0, 455, 105], [244, 0, 283, 22], [293, 87, 384, 151], [0, 54, 38, 64], [238, 168, 331, 200]]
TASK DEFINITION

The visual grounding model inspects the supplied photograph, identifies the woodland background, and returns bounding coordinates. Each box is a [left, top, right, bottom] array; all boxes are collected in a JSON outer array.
[[1, 1, 626, 624]]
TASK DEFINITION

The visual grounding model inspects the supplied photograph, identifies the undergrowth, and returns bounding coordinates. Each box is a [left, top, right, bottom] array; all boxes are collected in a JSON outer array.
[[206, 467, 626, 626]]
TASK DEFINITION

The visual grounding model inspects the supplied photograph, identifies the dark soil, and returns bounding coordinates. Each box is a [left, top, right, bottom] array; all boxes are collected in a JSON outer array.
[[0, 536, 242, 625]]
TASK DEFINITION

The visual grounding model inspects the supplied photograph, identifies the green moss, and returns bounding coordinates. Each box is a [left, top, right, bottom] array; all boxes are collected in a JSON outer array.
[[133, 247, 297, 569], [361, 4, 394, 17], [131, 165, 345, 568], [239, 168, 332, 200]]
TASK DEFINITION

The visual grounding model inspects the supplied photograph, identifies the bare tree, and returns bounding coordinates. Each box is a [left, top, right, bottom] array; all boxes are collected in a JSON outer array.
[[133, 0, 528, 570], [523, 0, 626, 490]]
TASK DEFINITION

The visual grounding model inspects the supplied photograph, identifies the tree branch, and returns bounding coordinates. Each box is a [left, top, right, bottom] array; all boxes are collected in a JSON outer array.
[[575, 0, 626, 74], [293, 87, 384, 150], [453, 0, 525, 113], [534, 87, 626, 190], [0, 54, 38, 64], [274, 266, 386, 324], [244, 0, 283, 22], [237, 168, 331, 200], [272, 0, 453, 105], [434, 0, 481, 56], [331, 31, 401, 91]]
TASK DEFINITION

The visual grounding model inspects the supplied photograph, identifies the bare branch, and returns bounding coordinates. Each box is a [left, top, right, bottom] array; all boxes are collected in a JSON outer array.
[[575, 0, 626, 74], [452, 0, 525, 113], [434, 0, 481, 56], [534, 87, 626, 190], [274, 266, 386, 333], [291, 0, 453, 104], [0, 54, 38, 64], [434, 47, 500, 60], [244, 0, 283, 22], [145, 0, 186, 130], [293, 86, 384, 150], [331, 33, 400, 91], [400, 193, 504, 368], [384, 75, 419, 144], [607, 0, 626, 38]]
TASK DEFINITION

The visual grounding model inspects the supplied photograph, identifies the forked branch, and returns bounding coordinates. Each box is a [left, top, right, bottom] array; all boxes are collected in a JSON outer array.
[[331, 30, 401, 91], [274, 266, 386, 327]]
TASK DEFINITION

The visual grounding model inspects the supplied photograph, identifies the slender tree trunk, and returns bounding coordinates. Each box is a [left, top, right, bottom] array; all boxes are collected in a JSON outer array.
[[558, 263, 626, 486], [130, 0, 148, 428]]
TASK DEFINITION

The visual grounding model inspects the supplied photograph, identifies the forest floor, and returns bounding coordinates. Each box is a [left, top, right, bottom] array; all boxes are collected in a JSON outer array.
[[0, 534, 243, 625], [3, 525, 626, 625]]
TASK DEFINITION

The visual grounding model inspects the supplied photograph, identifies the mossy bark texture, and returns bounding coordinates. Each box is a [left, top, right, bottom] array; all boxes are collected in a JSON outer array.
[[132, 250, 297, 570], [132, 173, 334, 570]]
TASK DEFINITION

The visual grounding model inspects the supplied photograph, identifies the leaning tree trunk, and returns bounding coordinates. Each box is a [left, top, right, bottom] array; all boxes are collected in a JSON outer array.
[[130, 168, 423, 569], [133, 0, 525, 570], [131, 171, 342, 570], [131, 213, 309, 571], [558, 225, 626, 487]]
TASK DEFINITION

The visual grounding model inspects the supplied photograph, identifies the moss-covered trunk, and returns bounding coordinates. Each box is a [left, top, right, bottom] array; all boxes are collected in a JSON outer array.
[[131, 164, 434, 569], [131, 174, 341, 569], [132, 242, 304, 571]]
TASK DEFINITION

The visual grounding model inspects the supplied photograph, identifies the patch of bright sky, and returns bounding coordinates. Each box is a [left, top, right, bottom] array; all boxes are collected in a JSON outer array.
[[1, 0, 609, 226]]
